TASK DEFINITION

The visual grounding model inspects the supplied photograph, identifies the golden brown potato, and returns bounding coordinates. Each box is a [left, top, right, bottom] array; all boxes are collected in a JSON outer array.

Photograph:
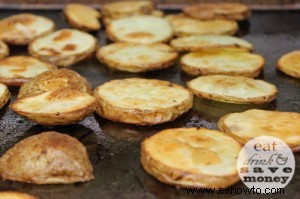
[[0, 83, 10, 109], [29, 29, 97, 67], [141, 128, 242, 188], [0, 191, 37, 199], [0, 56, 56, 86], [97, 42, 178, 72], [18, 68, 92, 99], [0, 14, 55, 45], [0, 131, 94, 184], [0, 40, 9, 59], [11, 88, 96, 126], [277, 50, 300, 78], [183, 3, 251, 21], [218, 109, 300, 152], [64, 4, 101, 31], [94, 78, 193, 125]]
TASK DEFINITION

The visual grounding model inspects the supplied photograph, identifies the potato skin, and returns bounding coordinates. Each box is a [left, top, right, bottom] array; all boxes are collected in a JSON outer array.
[[0, 131, 94, 184], [0, 40, 9, 59], [0, 83, 10, 109]]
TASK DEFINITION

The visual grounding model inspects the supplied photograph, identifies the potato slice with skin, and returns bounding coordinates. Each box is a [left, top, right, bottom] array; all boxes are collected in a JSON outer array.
[[97, 42, 178, 72], [11, 88, 96, 126], [0, 83, 10, 109], [0, 131, 94, 184], [64, 4, 101, 32], [277, 50, 300, 78], [165, 14, 238, 37], [0, 56, 56, 86], [0, 192, 37, 199], [94, 78, 193, 125], [184, 3, 251, 21], [18, 68, 92, 99], [170, 35, 253, 52], [106, 16, 173, 44], [181, 49, 264, 77], [218, 109, 300, 152], [187, 75, 277, 104], [29, 29, 97, 67], [0, 14, 55, 45], [0, 40, 9, 59], [141, 128, 242, 188]]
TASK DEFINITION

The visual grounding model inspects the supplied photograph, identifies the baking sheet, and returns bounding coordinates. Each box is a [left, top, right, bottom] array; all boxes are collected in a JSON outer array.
[[0, 9, 300, 199]]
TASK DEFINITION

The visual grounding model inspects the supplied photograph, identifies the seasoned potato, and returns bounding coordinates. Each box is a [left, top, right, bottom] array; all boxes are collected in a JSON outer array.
[[0, 40, 9, 59], [94, 78, 193, 125], [141, 128, 242, 188], [64, 4, 101, 31], [184, 3, 251, 21], [218, 109, 300, 151], [0, 14, 55, 45], [11, 88, 96, 126], [0, 131, 94, 184], [97, 42, 178, 72], [0, 83, 10, 109], [29, 29, 97, 67], [106, 16, 173, 44], [18, 68, 92, 99], [277, 50, 300, 78], [0, 192, 37, 199], [181, 49, 264, 77], [165, 14, 238, 37], [170, 35, 253, 52], [188, 75, 277, 104], [0, 56, 56, 86]]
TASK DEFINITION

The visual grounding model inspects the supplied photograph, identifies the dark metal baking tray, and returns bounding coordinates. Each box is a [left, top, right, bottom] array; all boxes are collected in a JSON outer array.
[[0, 9, 300, 199]]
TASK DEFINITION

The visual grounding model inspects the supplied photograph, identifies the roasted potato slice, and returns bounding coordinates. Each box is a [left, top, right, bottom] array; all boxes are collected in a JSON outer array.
[[181, 49, 264, 77], [0, 192, 37, 199], [277, 50, 300, 78], [0, 14, 55, 45], [11, 88, 96, 126], [170, 35, 253, 52], [18, 68, 92, 99], [29, 29, 97, 67], [106, 16, 173, 44], [187, 75, 277, 104], [94, 78, 193, 125], [184, 3, 251, 21], [97, 42, 178, 72], [0, 40, 9, 59], [141, 128, 242, 188], [0, 131, 94, 184], [165, 14, 238, 37], [218, 109, 300, 151], [0, 56, 56, 86], [0, 83, 10, 109], [64, 4, 101, 31]]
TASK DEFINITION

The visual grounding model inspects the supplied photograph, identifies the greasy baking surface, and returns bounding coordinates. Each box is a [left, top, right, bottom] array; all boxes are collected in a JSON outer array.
[[0, 9, 300, 198]]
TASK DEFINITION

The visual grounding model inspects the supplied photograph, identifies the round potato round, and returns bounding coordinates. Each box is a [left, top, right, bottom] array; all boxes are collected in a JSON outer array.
[[29, 29, 97, 67], [97, 43, 178, 72], [0, 83, 10, 109], [165, 14, 238, 37], [277, 50, 300, 78], [0, 14, 55, 45], [106, 16, 173, 44], [18, 68, 92, 99], [0, 56, 56, 86], [218, 109, 300, 152], [141, 128, 242, 188], [0, 131, 94, 184], [183, 3, 251, 21], [181, 49, 264, 77], [94, 78, 193, 125], [0, 40, 9, 59], [170, 35, 253, 52], [0, 192, 37, 199], [187, 75, 277, 104]]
